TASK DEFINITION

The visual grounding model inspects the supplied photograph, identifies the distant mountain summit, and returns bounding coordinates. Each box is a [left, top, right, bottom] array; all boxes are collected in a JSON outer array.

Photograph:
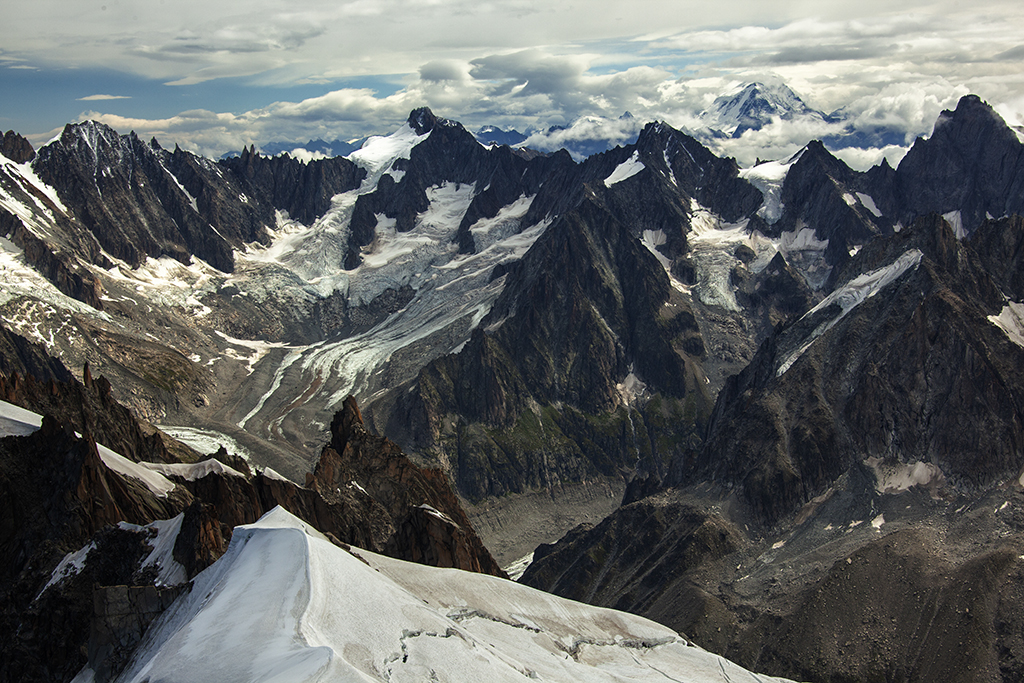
[[474, 125, 528, 147], [705, 82, 825, 138]]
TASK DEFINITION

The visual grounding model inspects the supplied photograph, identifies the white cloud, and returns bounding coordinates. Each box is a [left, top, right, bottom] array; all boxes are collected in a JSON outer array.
[[6, 1, 1018, 165], [77, 94, 131, 101]]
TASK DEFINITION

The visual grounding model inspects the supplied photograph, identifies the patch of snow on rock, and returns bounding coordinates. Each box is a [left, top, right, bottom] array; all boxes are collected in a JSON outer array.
[[856, 192, 882, 217], [604, 150, 645, 187], [119, 514, 189, 587], [347, 124, 429, 180], [37, 542, 96, 598], [503, 552, 534, 582], [864, 456, 945, 494], [943, 210, 965, 239], [988, 301, 1024, 348], [777, 249, 923, 375], [738, 150, 802, 225]]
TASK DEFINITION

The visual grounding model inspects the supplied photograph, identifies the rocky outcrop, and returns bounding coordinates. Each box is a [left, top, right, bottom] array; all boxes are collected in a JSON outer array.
[[0, 323, 74, 385], [521, 495, 747, 614], [731, 251, 817, 335], [969, 214, 1024, 300], [311, 396, 503, 575], [218, 143, 365, 226], [0, 358, 183, 465], [769, 140, 893, 267], [87, 584, 188, 682], [1, 130, 35, 163], [894, 94, 1024, 235], [1, 211, 106, 309]]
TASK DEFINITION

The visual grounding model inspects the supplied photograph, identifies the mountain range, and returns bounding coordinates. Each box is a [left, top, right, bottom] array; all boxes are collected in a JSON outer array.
[[243, 82, 917, 164], [1, 86, 1023, 682]]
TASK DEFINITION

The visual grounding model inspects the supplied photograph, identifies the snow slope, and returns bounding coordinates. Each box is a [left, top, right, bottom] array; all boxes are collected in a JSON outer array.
[[111, 507, 795, 683]]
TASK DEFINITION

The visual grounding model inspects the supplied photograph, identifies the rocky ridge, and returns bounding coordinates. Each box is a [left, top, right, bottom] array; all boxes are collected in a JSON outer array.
[[521, 214, 1024, 681], [2, 92, 1024, 681], [0, 335, 501, 682]]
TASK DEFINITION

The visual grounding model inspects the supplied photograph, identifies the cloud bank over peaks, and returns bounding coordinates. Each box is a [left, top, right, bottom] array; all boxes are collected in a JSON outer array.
[[14, 2, 1015, 170]]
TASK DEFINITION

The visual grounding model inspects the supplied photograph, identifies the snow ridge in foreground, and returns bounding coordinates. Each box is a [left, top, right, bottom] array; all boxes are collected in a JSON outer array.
[[113, 507, 795, 683]]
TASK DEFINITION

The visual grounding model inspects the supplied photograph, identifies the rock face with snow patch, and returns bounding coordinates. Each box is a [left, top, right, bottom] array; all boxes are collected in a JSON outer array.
[[26, 121, 366, 278], [0, 351, 501, 680], [893, 94, 1024, 235], [767, 141, 894, 268], [523, 214, 1024, 681], [682, 214, 1023, 525], [220, 143, 365, 226]]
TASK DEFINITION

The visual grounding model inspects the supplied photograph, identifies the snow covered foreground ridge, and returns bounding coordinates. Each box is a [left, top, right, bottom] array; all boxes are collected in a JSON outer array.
[[101, 507, 796, 683]]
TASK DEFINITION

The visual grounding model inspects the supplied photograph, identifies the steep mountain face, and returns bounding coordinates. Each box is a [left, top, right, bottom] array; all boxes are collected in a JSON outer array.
[[29, 122, 365, 275], [1, 131, 34, 164], [374, 121, 789, 501], [894, 94, 1024, 235], [766, 141, 894, 269], [219, 143, 366, 226], [686, 214, 1022, 525], [521, 214, 1024, 681]]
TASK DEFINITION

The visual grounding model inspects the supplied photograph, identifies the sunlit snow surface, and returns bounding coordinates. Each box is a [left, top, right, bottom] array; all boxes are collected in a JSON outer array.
[[989, 300, 1024, 348], [110, 507, 796, 683], [604, 151, 645, 187]]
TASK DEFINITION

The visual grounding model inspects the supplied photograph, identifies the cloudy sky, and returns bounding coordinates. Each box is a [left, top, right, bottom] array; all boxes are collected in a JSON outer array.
[[2, 0, 1023, 165]]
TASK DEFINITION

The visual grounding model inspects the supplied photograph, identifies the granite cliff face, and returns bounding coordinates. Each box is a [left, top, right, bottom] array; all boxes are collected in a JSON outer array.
[[767, 141, 894, 267], [219, 143, 366, 227], [894, 95, 1024, 234], [28, 122, 365, 275], [521, 214, 1024, 681]]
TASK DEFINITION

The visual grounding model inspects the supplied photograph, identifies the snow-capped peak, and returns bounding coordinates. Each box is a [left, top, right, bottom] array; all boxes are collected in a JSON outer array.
[[109, 506, 797, 683], [707, 82, 822, 138]]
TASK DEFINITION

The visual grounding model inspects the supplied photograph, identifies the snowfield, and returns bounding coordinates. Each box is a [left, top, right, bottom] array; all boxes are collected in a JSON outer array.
[[101, 507, 795, 683]]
